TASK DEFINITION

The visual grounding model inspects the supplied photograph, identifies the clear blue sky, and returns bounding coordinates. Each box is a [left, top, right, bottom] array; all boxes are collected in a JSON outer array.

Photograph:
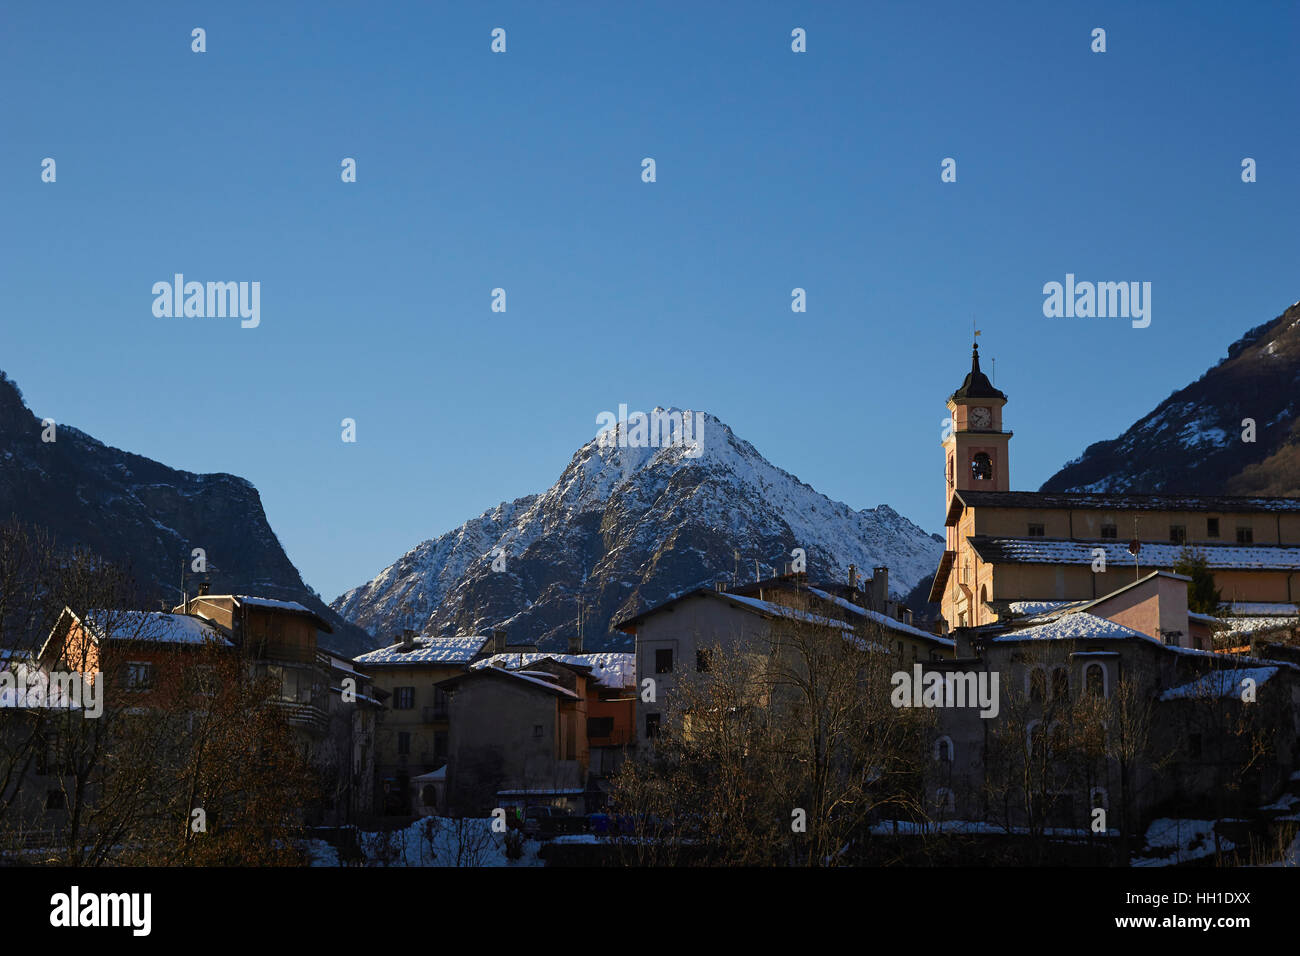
[[2, 1, 1296, 601]]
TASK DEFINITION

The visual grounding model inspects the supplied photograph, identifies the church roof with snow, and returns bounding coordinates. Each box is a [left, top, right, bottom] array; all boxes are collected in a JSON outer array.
[[967, 536, 1300, 572]]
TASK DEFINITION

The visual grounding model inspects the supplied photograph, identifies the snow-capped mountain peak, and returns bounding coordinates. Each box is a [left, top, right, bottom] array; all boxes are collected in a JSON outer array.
[[332, 409, 942, 651]]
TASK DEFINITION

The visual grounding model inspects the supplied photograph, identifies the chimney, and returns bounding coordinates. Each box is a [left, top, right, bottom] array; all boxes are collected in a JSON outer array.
[[847, 564, 857, 590], [492, 628, 507, 654], [197, 581, 210, 597], [399, 628, 416, 650], [568, 631, 582, 655], [871, 567, 889, 611]]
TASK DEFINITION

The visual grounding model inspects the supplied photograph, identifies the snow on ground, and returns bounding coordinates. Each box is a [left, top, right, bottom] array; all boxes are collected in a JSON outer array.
[[307, 817, 545, 867], [1132, 819, 1237, 867]]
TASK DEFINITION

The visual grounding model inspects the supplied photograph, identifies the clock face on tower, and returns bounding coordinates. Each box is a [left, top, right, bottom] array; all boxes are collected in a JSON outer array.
[[970, 406, 991, 430]]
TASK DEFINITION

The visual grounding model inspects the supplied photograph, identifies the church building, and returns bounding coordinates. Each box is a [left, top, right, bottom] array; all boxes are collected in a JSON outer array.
[[928, 343, 1300, 631]]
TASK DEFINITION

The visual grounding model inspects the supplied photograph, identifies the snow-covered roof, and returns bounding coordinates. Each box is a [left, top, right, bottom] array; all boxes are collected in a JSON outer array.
[[991, 612, 1150, 644], [83, 610, 232, 646], [490, 669, 579, 698], [1217, 616, 1298, 638], [722, 592, 847, 626], [970, 537, 1300, 572], [953, 490, 1300, 514], [355, 634, 489, 665], [1227, 602, 1300, 617], [233, 596, 314, 613], [1006, 600, 1076, 616], [1159, 667, 1278, 701], [443, 664, 579, 699], [472, 652, 636, 689], [806, 588, 954, 646]]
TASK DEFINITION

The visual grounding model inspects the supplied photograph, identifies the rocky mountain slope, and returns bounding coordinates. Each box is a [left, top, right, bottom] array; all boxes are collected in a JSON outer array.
[[0, 370, 373, 657], [1042, 301, 1300, 496], [332, 410, 944, 651]]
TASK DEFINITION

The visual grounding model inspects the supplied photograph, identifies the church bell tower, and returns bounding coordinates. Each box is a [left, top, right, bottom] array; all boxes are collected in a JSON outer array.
[[943, 341, 1012, 508]]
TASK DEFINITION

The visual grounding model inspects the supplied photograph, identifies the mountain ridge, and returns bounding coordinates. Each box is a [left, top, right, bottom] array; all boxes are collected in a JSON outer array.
[[0, 369, 374, 657], [1041, 301, 1300, 497]]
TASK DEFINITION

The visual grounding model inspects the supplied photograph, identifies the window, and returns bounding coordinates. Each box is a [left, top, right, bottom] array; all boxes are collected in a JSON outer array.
[[971, 453, 993, 481], [695, 648, 712, 673], [1101, 524, 1117, 539], [1188, 734, 1202, 759], [588, 716, 615, 738], [1048, 722, 1068, 753], [1028, 523, 1045, 537], [934, 788, 955, 813], [645, 713, 661, 739], [654, 649, 673, 674], [45, 790, 65, 811], [934, 736, 954, 763], [1084, 662, 1107, 698], [1207, 518, 1220, 538], [187, 665, 217, 697], [393, 687, 415, 709], [1051, 666, 1069, 701], [1237, 526, 1254, 544], [1028, 667, 1047, 703], [1091, 787, 1109, 811], [1169, 525, 1186, 544], [397, 732, 411, 755], [433, 731, 448, 759], [532, 724, 544, 738], [122, 661, 154, 691], [1027, 720, 1044, 759]]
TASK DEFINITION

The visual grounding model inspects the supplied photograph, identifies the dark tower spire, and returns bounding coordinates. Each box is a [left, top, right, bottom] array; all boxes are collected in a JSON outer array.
[[949, 340, 1007, 402]]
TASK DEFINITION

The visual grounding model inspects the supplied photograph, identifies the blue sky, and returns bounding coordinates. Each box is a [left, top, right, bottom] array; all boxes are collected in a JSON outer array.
[[2, 1, 1297, 601]]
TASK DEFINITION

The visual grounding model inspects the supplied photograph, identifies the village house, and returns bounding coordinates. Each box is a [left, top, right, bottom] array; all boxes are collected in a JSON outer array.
[[470, 649, 636, 809], [616, 570, 953, 747], [172, 588, 335, 740], [353, 631, 492, 813], [437, 658, 589, 816], [36, 589, 382, 827]]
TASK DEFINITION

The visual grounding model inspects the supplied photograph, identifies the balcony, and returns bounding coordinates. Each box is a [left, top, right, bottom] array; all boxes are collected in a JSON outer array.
[[275, 701, 329, 735]]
